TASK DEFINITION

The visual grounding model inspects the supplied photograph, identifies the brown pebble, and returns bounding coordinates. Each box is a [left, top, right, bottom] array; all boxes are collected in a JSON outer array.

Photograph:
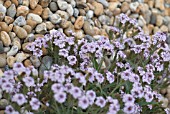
[[26, 19, 37, 29], [23, 25, 32, 34], [13, 26, 28, 39], [160, 25, 169, 32], [30, 0, 39, 9], [74, 16, 84, 29], [0, 22, 11, 33], [4, 0, 11, 8], [0, 31, 11, 47], [92, 2, 104, 16], [7, 56, 16, 68], [4, 16, 14, 24], [24, 59, 32, 67], [45, 21, 55, 30], [16, 6, 29, 16], [11, 0, 18, 6], [42, 8, 52, 20], [121, 2, 129, 13], [30, 5, 43, 15]]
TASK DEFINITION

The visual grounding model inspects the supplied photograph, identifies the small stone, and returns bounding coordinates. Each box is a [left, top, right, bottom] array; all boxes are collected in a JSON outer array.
[[153, 26, 161, 34], [143, 25, 149, 35], [97, 0, 109, 7], [160, 25, 168, 32], [0, 31, 11, 47], [168, 23, 170, 32], [24, 59, 32, 67], [30, 0, 39, 9], [56, 10, 69, 20], [30, 4, 43, 15], [7, 45, 18, 56], [147, 24, 154, 34], [4, 16, 14, 24], [57, 0, 68, 10], [49, 14, 62, 24], [42, 8, 52, 20], [13, 16, 26, 26], [60, 19, 70, 29], [22, 42, 30, 52], [0, 99, 8, 108], [22, 0, 29, 6], [8, 32, 16, 39], [0, 22, 12, 32], [7, 4, 16, 18], [26, 19, 37, 29], [0, 41, 4, 54], [83, 21, 95, 36], [7, 56, 16, 67], [129, 2, 139, 12], [0, 69, 4, 77], [74, 16, 84, 29], [12, 39, 21, 50], [11, 0, 18, 6], [13, 26, 28, 39], [163, 16, 170, 25], [16, 5, 29, 16], [73, 8, 79, 17], [92, 2, 104, 16], [160, 97, 169, 107], [0, 4, 6, 21], [49, 2, 58, 12], [39, 56, 53, 76], [67, 4, 74, 16], [45, 21, 55, 30], [138, 15, 146, 27], [155, 0, 165, 10], [40, 0, 51, 8], [121, 2, 129, 13], [150, 13, 157, 25], [4, 0, 11, 8], [0, 53, 7, 67], [30, 56, 41, 68], [86, 10, 94, 19], [112, 8, 121, 16], [75, 29, 85, 39], [98, 15, 111, 25], [108, 2, 119, 12], [35, 23, 47, 34], [156, 15, 163, 26], [15, 52, 30, 62], [142, 10, 151, 24], [79, 9, 86, 16], [23, 25, 32, 34], [27, 13, 43, 24]]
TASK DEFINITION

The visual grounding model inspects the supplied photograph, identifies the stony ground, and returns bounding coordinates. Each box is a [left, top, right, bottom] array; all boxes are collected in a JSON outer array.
[[0, 0, 170, 108]]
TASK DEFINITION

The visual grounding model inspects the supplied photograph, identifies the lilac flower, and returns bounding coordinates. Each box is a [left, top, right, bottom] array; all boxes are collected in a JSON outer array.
[[95, 96, 106, 108], [2, 82, 14, 93], [26, 43, 35, 51], [117, 51, 126, 59], [30, 97, 41, 110], [95, 73, 104, 84], [88, 42, 96, 53], [123, 94, 135, 104], [146, 64, 155, 72], [119, 13, 130, 24], [4, 70, 14, 79], [78, 96, 90, 109], [131, 87, 144, 98], [33, 48, 43, 57], [86, 90, 96, 105], [123, 103, 135, 114], [161, 51, 170, 62], [54, 91, 67, 103], [13, 62, 25, 73], [12, 93, 27, 106], [121, 70, 131, 81], [70, 86, 82, 99], [34, 38, 43, 48], [142, 72, 154, 84], [5, 105, 15, 114], [155, 62, 164, 72], [67, 55, 77, 66], [108, 103, 120, 114], [59, 49, 69, 58], [66, 36, 75, 45], [22, 76, 35, 87], [137, 66, 145, 76], [51, 83, 64, 93], [75, 72, 87, 86], [53, 39, 66, 48], [109, 26, 120, 33], [144, 92, 154, 102], [64, 83, 73, 93], [116, 62, 124, 68], [106, 71, 115, 83]]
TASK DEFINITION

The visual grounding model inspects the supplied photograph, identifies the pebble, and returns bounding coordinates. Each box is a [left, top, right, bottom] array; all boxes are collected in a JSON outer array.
[[35, 23, 47, 34], [74, 16, 84, 29], [39, 56, 53, 76], [138, 15, 146, 27], [161, 97, 169, 107], [0, 31, 11, 47], [13, 16, 26, 26], [23, 25, 32, 34], [7, 56, 16, 67], [15, 52, 30, 62], [24, 59, 32, 67], [98, 15, 111, 25], [108, 2, 119, 12], [0, 53, 7, 68], [40, 0, 51, 8], [27, 13, 43, 24], [30, 56, 41, 68], [11, 0, 19, 6], [92, 2, 104, 16], [83, 21, 95, 36], [7, 45, 18, 57], [86, 10, 94, 19], [4, 0, 12, 8], [156, 15, 163, 26], [13, 26, 28, 39], [49, 2, 58, 12], [45, 21, 55, 30], [155, 0, 165, 10], [26, 19, 37, 29], [22, 0, 29, 6], [42, 8, 52, 20], [7, 4, 16, 18], [60, 19, 71, 29], [67, 4, 74, 16], [0, 99, 8, 109], [142, 10, 151, 24], [16, 6, 29, 16], [73, 8, 79, 17], [150, 13, 157, 25], [129, 2, 139, 12], [0, 41, 4, 54], [31, 5, 43, 16], [30, 0, 39, 9], [75, 29, 85, 39], [121, 2, 130, 13], [160, 25, 169, 32], [57, 10, 70, 20], [49, 14, 62, 24], [4, 16, 14, 24], [0, 4, 6, 21], [97, 0, 109, 7], [57, 0, 68, 10], [12, 38, 21, 50]]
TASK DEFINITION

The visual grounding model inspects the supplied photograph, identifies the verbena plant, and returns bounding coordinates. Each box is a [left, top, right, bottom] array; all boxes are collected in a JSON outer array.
[[1, 14, 170, 114]]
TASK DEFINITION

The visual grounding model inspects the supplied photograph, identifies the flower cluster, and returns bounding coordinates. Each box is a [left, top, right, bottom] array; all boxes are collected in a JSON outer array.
[[0, 13, 170, 114]]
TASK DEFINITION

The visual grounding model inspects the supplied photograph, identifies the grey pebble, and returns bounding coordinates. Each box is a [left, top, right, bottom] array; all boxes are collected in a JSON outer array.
[[97, 0, 108, 7], [98, 15, 111, 25], [0, 41, 4, 54], [57, 0, 68, 10], [35, 23, 47, 34], [13, 16, 26, 26], [49, 14, 62, 24], [67, 4, 74, 16], [86, 10, 94, 19], [73, 8, 79, 17], [49, 2, 58, 12], [7, 4, 16, 18], [30, 56, 41, 68], [150, 13, 157, 25], [0, 4, 6, 21]]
